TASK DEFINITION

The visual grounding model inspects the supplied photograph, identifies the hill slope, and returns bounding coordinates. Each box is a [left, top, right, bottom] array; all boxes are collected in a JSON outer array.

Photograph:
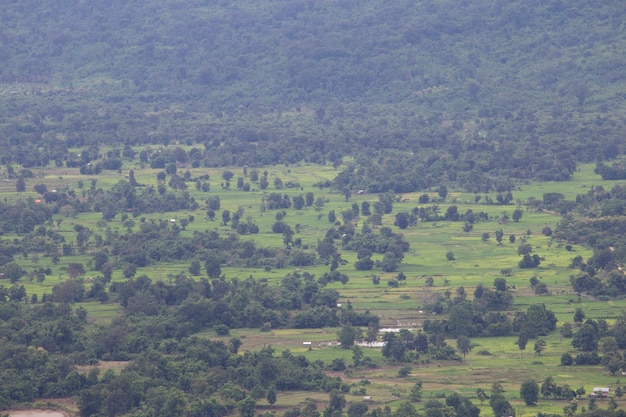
[[1, 0, 626, 190]]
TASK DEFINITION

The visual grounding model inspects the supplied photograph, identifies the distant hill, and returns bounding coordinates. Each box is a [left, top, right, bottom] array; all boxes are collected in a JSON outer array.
[[1, 0, 625, 191]]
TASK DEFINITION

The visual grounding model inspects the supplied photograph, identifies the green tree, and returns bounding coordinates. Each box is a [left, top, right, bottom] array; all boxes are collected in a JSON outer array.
[[456, 336, 472, 360], [490, 393, 514, 417], [222, 209, 231, 225], [541, 377, 557, 398], [205, 255, 222, 278], [394, 212, 410, 229], [347, 402, 368, 417], [476, 388, 487, 404], [495, 229, 504, 244], [3, 262, 25, 283], [267, 386, 277, 407], [339, 323, 356, 349], [534, 338, 546, 355], [238, 397, 256, 417], [395, 402, 418, 417], [78, 388, 103, 417], [15, 177, 26, 193], [517, 333, 528, 358], [410, 381, 423, 402], [573, 308, 585, 323], [447, 302, 474, 337], [438, 185, 448, 200], [520, 380, 539, 405]]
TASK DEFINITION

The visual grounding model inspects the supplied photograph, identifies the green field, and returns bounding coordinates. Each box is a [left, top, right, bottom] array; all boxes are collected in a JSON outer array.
[[3, 160, 626, 416]]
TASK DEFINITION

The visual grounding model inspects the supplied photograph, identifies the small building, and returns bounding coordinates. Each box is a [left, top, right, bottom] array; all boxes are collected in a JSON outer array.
[[590, 387, 609, 398]]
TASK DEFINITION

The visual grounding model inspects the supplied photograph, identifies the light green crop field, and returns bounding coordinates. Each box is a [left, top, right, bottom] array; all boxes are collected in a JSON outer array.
[[3, 159, 626, 415]]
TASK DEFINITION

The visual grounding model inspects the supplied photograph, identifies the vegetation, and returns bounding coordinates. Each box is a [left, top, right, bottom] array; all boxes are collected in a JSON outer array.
[[2, 1, 626, 417]]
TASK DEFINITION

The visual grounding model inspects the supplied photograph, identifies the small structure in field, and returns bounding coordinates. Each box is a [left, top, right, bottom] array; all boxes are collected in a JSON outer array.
[[590, 387, 609, 398]]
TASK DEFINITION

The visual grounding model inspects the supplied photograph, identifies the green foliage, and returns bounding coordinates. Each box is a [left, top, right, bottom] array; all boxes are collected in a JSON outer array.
[[520, 380, 539, 405]]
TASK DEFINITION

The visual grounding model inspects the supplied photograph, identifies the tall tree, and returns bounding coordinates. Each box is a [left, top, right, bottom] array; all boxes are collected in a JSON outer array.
[[456, 336, 472, 361]]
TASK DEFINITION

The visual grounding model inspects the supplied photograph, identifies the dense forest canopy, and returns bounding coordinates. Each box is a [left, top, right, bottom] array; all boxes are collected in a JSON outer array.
[[1, 0, 626, 191]]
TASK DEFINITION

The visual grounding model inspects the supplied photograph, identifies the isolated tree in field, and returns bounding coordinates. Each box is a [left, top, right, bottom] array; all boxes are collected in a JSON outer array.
[[476, 388, 487, 404], [293, 195, 305, 210], [495, 229, 503, 245], [222, 170, 234, 181], [410, 380, 423, 402], [517, 333, 529, 358], [573, 307, 585, 323], [534, 338, 546, 355], [446, 251, 455, 261], [512, 208, 523, 222], [520, 380, 539, 405], [493, 277, 507, 292], [259, 175, 268, 189], [207, 196, 221, 210], [456, 336, 472, 360], [560, 352, 573, 366], [394, 212, 410, 229]]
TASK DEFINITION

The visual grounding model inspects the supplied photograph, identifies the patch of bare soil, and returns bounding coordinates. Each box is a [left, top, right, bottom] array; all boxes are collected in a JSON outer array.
[[75, 360, 129, 372]]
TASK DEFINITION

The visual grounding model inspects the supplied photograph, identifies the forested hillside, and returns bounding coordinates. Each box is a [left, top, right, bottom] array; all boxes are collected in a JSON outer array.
[[2, 0, 626, 191]]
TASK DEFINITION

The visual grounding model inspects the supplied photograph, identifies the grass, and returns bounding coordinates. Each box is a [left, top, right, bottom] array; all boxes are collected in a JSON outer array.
[[3, 160, 626, 415]]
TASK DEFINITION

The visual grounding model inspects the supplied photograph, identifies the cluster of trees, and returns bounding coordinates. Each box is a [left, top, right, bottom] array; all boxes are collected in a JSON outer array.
[[420, 280, 556, 342], [557, 313, 626, 375], [555, 185, 626, 297], [0, 276, 347, 414]]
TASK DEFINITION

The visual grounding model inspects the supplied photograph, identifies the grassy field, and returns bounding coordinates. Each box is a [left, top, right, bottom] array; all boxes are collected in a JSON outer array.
[[3, 159, 626, 416]]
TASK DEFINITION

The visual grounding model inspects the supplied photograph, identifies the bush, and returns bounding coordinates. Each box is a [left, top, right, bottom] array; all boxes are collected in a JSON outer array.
[[397, 366, 412, 377], [215, 324, 230, 336], [560, 353, 573, 366]]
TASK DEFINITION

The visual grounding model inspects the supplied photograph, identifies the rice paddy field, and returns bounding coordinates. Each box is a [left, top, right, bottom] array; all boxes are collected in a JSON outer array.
[[3, 157, 626, 416]]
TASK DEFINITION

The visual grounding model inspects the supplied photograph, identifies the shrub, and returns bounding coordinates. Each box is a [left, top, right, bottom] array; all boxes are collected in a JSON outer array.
[[215, 324, 230, 336]]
